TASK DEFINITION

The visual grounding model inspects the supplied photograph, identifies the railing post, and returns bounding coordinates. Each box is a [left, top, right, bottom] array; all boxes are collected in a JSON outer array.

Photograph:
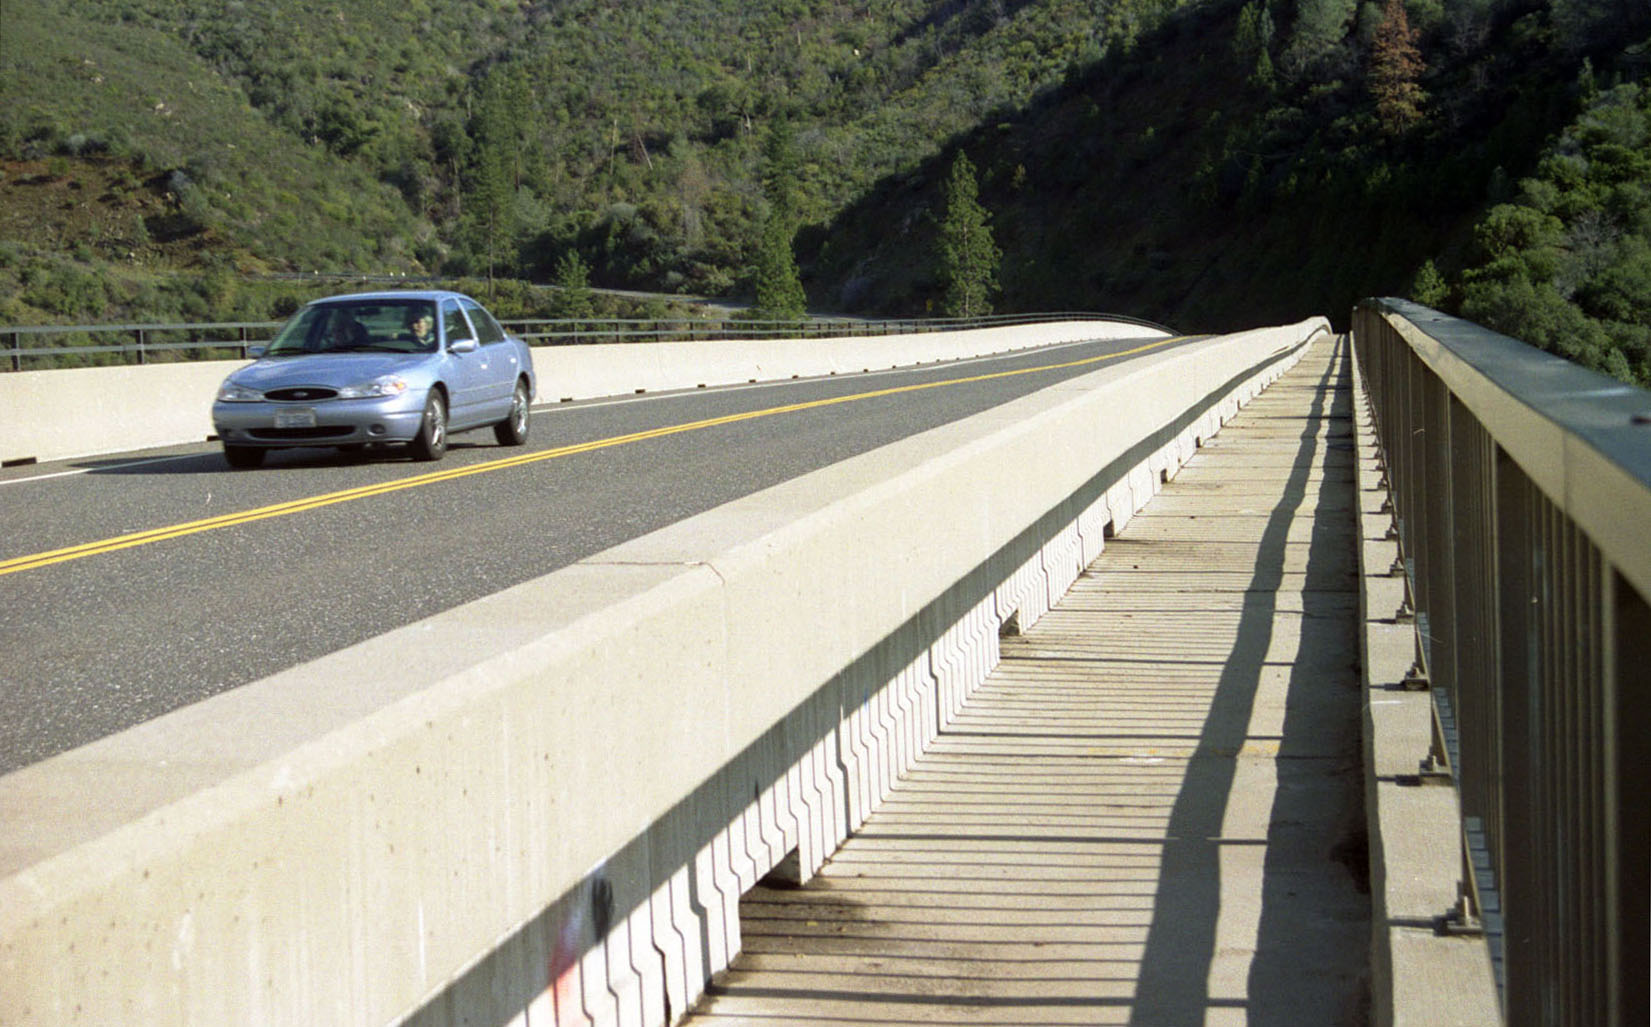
[[1606, 569, 1651, 1027]]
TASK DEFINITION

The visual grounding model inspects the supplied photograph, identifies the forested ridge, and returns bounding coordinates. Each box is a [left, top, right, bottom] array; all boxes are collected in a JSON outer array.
[[0, 0, 1647, 382]]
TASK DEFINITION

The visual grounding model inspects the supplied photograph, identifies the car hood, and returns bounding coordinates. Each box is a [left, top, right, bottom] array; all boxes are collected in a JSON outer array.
[[229, 352, 432, 389]]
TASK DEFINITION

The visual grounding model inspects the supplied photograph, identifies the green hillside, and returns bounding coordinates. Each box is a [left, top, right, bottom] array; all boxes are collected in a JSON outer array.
[[0, 0, 419, 268], [0, 0, 1647, 381], [809, 1, 1647, 368]]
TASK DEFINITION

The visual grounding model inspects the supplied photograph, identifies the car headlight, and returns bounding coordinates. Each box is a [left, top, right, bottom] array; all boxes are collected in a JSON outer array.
[[216, 382, 263, 402], [336, 375, 410, 400]]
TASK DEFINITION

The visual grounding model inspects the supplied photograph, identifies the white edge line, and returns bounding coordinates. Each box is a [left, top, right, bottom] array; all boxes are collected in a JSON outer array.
[[0, 453, 205, 486]]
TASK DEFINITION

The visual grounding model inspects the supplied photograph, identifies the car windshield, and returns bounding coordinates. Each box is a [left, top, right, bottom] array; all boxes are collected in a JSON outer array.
[[266, 300, 440, 355]]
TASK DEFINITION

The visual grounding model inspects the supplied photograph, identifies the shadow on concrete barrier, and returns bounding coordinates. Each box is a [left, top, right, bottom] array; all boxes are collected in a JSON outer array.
[[0, 320, 1325, 1026]]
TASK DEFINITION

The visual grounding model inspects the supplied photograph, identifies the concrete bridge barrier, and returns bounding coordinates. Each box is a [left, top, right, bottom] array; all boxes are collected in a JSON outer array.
[[0, 318, 1326, 1025], [0, 321, 1160, 466]]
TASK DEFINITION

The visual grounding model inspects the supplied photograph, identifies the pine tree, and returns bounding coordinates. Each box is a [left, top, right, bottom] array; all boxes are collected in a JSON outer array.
[[552, 250, 594, 323], [1281, 0, 1356, 81], [752, 210, 808, 321], [760, 116, 802, 229], [937, 152, 1000, 318], [1410, 259, 1449, 308], [751, 118, 807, 321], [467, 65, 531, 290], [1369, 0, 1426, 135], [1232, 1, 1276, 89]]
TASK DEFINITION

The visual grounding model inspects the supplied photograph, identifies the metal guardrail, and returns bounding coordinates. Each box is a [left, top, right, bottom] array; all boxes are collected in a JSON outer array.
[[1352, 297, 1650, 1027], [0, 322, 279, 370], [0, 311, 1173, 371]]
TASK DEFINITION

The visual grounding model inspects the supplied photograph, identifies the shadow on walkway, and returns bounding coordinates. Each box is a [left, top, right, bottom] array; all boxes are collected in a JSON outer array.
[[1128, 339, 1367, 1025], [685, 340, 1369, 1025]]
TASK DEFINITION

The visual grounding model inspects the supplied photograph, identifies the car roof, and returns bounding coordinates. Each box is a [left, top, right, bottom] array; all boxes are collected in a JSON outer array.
[[309, 290, 477, 306]]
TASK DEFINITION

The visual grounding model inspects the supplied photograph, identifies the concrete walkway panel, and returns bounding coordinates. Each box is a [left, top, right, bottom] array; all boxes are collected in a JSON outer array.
[[682, 340, 1370, 1026]]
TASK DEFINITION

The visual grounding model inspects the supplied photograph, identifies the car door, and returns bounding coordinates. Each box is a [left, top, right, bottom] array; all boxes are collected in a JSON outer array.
[[440, 299, 491, 428], [460, 298, 520, 421]]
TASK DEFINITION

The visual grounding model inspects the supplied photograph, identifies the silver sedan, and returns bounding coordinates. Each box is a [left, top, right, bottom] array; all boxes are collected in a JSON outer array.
[[212, 291, 535, 468]]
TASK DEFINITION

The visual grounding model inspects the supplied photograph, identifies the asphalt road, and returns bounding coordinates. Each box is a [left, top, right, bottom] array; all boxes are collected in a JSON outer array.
[[0, 333, 1198, 774]]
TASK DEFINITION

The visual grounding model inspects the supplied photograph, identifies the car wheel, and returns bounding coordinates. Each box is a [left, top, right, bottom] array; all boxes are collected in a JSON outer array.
[[223, 445, 265, 470], [493, 379, 531, 446], [409, 390, 448, 461]]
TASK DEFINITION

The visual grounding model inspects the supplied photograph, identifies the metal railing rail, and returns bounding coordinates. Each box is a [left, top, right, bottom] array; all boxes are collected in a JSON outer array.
[[1, 311, 1174, 371], [1352, 297, 1650, 1027], [1, 322, 279, 370]]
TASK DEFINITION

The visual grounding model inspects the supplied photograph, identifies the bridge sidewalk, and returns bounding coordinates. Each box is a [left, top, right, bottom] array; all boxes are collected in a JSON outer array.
[[684, 338, 1369, 1025]]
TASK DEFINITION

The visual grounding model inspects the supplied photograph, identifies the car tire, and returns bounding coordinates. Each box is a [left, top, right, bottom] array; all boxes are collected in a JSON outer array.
[[223, 445, 265, 470], [409, 390, 448, 461], [493, 379, 531, 446]]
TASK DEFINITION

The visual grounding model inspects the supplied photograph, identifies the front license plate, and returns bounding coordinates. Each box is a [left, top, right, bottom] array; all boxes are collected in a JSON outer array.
[[274, 407, 317, 428]]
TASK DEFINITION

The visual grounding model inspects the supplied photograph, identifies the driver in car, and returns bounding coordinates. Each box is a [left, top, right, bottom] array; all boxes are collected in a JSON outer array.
[[405, 308, 437, 350]]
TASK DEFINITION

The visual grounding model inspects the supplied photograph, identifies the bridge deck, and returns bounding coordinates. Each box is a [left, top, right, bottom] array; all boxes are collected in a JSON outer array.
[[684, 338, 1367, 1025]]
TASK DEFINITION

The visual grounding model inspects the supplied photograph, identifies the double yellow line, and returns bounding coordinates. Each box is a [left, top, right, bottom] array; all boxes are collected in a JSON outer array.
[[0, 336, 1185, 578]]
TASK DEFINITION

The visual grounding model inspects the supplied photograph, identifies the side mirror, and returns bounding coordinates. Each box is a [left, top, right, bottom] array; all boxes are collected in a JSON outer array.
[[449, 338, 478, 354], [247, 345, 267, 359]]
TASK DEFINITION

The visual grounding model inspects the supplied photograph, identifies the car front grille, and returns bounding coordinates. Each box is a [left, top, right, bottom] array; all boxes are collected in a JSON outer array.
[[248, 427, 354, 440], [264, 387, 340, 402]]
